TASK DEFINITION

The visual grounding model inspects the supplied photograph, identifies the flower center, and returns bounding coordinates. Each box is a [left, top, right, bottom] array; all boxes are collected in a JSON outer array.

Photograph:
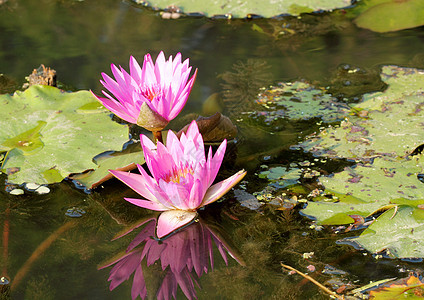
[[141, 84, 162, 101], [162, 164, 194, 184]]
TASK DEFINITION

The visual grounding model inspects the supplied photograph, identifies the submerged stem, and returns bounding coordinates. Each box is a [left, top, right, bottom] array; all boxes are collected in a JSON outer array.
[[153, 130, 163, 144], [11, 221, 75, 291], [2, 205, 9, 277], [281, 263, 344, 300]]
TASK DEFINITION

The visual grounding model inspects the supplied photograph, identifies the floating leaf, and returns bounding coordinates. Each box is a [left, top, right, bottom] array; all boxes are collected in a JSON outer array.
[[354, 0, 424, 33], [303, 156, 424, 225], [368, 275, 424, 299], [0, 85, 129, 185], [70, 148, 144, 190], [297, 66, 424, 258], [344, 206, 424, 259], [258, 166, 302, 189], [133, 0, 352, 18], [254, 81, 349, 124], [297, 66, 424, 161]]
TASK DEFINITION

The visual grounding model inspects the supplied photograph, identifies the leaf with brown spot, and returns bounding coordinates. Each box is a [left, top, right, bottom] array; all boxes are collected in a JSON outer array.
[[369, 274, 424, 299]]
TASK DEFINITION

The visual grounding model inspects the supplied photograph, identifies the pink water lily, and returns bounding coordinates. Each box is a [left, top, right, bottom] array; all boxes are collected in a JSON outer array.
[[93, 52, 197, 131], [110, 120, 246, 238]]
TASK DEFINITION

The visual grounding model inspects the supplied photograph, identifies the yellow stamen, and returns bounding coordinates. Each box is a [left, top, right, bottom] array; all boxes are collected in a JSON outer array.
[[163, 164, 194, 184]]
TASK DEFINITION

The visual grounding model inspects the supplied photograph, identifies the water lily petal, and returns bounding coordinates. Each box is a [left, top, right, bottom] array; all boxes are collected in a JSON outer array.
[[168, 68, 198, 119], [158, 180, 190, 210], [202, 170, 247, 207], [206, 139, 227, 187], [109, 169, 156, 201], [129, 55, 142, 83], [156, 210, 197, 239], [94, 53, 196, 129], [189, 178, 204, 209], [124, 198, 169, 211], [93, 93, 136, 124]]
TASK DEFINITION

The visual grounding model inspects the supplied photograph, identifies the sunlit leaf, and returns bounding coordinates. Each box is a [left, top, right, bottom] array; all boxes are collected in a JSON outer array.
[[70, 148, 144, 190], [354, 0, 424, 33], [254, 81, 349, 125], [342, 206, 424, 258], [133, 0, 352, 18], [303, 156, 424, 225], [258, 166, 302, 189], [0, 85, 129, 184], [368, 275, 424, 299], [297, 66, 424, 161]]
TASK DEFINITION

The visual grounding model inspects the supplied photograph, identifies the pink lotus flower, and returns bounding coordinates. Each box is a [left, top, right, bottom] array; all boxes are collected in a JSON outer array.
[[93, 52, 197, 131], [110, 121, 246, 238]]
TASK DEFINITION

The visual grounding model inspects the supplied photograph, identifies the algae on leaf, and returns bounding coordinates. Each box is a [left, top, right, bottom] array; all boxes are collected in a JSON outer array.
[[302, 156, 424, 225], [258, 166, 302, 189], [134, 0, 352, 18], [0, 85, 129, 185], [367, 275, 424, 299], [344, 206, 424, 259], [297, 66, 424, 161], [297, 66, 424, 258], [255, 81, 349, 124]]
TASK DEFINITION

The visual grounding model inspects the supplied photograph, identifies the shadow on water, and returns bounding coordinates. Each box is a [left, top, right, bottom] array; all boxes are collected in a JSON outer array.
[[1, 0, 424, 299]]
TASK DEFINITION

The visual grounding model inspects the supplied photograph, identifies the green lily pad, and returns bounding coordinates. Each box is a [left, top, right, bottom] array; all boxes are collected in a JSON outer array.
[[345, 206, 424, 259], [255, 81, 349, 123], [303, 156, 424, 225], [367, 275, 424, 299], [134, 0, 352, 18], [71, 148, 145, 190], [297, 66, 424, 161], [0, 85, 129, 185], [354, 0, 424, 33], [258, 166, 302, 189]]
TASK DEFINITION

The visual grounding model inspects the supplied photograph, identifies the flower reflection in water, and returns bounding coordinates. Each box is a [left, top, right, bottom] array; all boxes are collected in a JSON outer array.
[[100, 217, 243, 300]]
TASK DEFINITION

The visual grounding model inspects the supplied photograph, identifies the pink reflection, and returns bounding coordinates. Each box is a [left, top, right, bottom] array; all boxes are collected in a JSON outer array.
[[100, 217, 243, 300]]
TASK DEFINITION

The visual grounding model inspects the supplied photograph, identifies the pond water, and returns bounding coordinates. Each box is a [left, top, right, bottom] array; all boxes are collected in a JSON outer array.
[[1, 0, 424, 299]]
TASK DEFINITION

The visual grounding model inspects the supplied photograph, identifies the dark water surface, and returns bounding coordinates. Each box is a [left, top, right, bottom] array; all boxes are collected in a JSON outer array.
[[1, 0, 424, 299]]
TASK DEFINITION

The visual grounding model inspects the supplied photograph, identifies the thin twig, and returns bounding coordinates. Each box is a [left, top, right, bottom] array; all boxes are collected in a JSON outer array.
[[11, 221, 75, 290], [281, 262, 344, 300]]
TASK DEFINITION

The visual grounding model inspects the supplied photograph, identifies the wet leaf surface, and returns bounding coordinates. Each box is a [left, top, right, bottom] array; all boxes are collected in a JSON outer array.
[[70, 147, 144, 190], [133, 0, 352, 18], [297, 66, 424, 161], [299, 66, 424, 258], [303, 156, 424, 225], [254, 81, 349, 124], [343, 206, 424, 259], [368, 274, 424, 299], [354, 0, 424, 33], [0, 85, 129, 184]]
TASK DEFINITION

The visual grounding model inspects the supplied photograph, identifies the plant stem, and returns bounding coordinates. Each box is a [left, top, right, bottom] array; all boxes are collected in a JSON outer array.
[[11, 221, 75, 291], [281, 263, 344, 300], [152, 130, 163, 144], [2, 205, 9, 277]]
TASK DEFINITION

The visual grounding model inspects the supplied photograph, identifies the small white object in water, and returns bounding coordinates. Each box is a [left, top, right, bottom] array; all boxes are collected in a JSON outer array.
[[10, 189, 24, 195], [35, 186, 50, 194], [303, 252, 314, 259], [26, 182, 41, 190]]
